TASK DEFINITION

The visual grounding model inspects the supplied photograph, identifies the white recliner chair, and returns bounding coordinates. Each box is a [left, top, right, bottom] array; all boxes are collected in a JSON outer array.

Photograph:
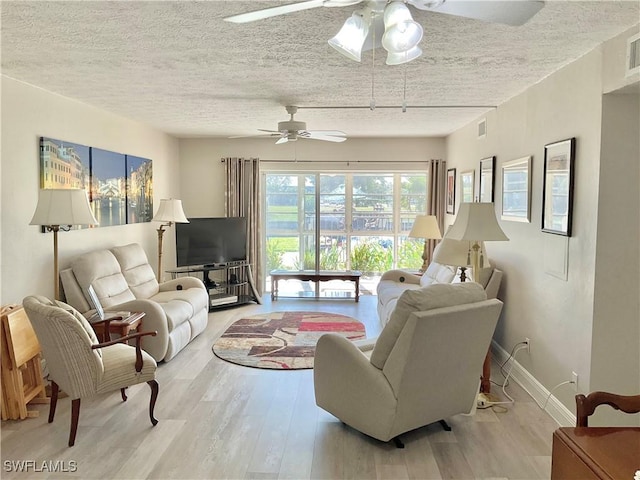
[[314, 282, 503, 445]]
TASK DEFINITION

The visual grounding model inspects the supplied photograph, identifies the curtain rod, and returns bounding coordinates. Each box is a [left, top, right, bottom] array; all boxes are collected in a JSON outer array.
[[296, 105, 497, 110], [255, 159, 432, 164], [221, 158, 441, 164]]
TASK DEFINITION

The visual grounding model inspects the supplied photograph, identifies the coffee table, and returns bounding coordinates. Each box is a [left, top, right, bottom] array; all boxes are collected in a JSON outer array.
[[270, 270, 362, 302]]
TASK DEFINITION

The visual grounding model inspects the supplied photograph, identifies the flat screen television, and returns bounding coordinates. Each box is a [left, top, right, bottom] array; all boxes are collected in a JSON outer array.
[[176, 217, 247, 267]]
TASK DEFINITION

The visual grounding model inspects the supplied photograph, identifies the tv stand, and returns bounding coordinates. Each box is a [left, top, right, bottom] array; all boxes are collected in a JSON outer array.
[[167, 262, 262, 311]]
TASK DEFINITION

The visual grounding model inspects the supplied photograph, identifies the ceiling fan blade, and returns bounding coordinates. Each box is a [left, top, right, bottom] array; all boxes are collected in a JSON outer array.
[[417, 0, 544, 26], [305, 130, 347, 137], [303, 132, 348, 142], [275, 137, 289, 145], [224, 0, 325, 23], [228, 133, 278, 139], [257, 129, 283, 134]]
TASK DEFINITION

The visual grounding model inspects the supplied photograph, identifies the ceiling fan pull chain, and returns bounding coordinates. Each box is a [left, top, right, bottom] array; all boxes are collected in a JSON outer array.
[[370, 11, 376, 111], [402, 61, 408, 113]]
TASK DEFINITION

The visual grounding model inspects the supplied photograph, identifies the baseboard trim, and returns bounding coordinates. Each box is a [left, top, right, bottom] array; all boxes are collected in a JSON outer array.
[[491, 340, 576, 427]]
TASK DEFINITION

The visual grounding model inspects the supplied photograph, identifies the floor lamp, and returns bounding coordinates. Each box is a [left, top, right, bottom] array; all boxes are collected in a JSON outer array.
[[152, 199, 189, 282], [30, 189, 98, 300], [408, 215, 442, 272]]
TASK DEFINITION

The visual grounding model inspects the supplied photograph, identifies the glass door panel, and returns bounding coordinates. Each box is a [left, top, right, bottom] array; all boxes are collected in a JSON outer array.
[[319, 174, 346, 235], [352, 174, 393, 233]]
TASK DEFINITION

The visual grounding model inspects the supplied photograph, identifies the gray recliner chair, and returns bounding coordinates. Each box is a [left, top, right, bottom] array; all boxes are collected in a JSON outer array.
[[314, 282, 503, 445]]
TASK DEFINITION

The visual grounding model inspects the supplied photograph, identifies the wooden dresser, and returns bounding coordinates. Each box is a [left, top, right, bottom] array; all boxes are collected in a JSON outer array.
[[551, 427, 640, 479]]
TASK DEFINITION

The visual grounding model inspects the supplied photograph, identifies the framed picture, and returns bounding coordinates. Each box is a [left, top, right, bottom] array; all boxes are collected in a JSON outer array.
[[542, 138, 576, 236], [479, 156, 496, 203], [446, 168, 456, 214], [501, 156, 531, 222], [39, 136, 153, 230], [460, 170, 475, 203]]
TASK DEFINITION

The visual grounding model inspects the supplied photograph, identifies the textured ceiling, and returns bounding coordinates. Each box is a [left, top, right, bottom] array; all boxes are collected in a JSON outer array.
[[2, 1, 639, 138]]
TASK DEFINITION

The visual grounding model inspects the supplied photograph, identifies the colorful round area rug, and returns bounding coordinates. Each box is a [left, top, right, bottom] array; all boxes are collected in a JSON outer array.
[[212, 311, 366, 370]]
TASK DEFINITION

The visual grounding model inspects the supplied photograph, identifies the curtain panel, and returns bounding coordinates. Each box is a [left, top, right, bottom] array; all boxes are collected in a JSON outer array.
[[426, 158, 446, 265], [223, 157, 263, 296]]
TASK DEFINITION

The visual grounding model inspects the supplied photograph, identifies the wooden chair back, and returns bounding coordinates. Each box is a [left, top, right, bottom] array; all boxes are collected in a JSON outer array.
[[575, 391, 640, 427]]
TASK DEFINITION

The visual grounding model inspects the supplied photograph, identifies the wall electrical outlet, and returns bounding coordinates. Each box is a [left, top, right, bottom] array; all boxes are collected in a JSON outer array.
[[524, 337, 531, 354], [571, 371, 578, 391]]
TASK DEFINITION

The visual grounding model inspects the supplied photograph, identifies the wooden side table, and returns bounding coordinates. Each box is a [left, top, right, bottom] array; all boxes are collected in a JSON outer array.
[[89, 312, 145, 343]]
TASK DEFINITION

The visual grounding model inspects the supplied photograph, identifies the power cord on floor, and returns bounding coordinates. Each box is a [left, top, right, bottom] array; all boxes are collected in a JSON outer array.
[[482, 340, 577, 413], [500, 343, 529, 403], [478, 342, 528, 410]]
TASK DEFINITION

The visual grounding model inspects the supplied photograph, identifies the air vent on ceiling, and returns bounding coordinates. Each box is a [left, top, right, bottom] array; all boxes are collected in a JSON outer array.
[[478, 119, 487, 139], [627, 32, 640, 77]]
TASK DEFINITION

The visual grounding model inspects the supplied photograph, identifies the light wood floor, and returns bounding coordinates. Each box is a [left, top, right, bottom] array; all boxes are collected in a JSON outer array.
[[1, 296, 559, 479]]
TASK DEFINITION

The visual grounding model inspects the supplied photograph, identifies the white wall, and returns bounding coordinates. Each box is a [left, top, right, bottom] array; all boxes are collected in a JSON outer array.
[[1, 76, 181, 304], [446, 26, 640, 424], [590, 90, 640, 425], [178, 137, 446, 218]]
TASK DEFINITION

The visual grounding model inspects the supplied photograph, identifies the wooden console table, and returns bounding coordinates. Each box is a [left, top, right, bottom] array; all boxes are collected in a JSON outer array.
[[270, 270, 362, 302], [551, 426, 639, 479]]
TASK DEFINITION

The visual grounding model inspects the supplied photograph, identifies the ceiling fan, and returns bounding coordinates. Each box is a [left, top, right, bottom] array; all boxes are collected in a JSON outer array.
[[230, 106, 347, 144], [224, 1, 544, 65]]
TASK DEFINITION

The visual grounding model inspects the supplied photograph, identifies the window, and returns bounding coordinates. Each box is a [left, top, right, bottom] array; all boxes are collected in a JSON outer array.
[[263, 171, 427, 294]]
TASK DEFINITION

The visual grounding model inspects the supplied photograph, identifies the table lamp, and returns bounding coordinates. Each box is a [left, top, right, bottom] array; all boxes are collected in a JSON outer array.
[[30, 189, 99, 300], [408, 215, 442, 272], [152, 199, 188, 281], [446, 203, 508, 283], [432, 237, 472, 282]]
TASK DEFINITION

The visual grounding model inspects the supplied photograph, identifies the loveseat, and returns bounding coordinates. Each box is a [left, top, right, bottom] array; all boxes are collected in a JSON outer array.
[[60, 243, 208, 362], [376, 242, 502, 328]]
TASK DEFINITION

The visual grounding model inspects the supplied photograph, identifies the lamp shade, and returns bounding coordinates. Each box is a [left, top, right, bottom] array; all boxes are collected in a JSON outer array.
[[386, 45, 422, 65], [152, 199, 189, 224], [434, 237, 491, 267], [408, 215, 442, 240], [382, 2, 423, 54], [30, 189, 98, 226], [446, 203, 509, 242], [432, 237, 470, 267], [328, 11, 369, 62]]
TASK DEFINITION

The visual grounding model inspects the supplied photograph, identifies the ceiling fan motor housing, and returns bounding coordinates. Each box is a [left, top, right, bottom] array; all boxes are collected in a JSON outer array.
[[278, 120, 307, 132]]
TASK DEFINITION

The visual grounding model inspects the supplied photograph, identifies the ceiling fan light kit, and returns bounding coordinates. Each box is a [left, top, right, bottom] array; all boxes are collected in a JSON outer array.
[[327, 1, 425, 65]]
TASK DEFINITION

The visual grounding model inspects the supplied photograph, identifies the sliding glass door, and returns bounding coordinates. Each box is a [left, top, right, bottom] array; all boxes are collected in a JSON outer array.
[[264, 171, 427, 297]]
